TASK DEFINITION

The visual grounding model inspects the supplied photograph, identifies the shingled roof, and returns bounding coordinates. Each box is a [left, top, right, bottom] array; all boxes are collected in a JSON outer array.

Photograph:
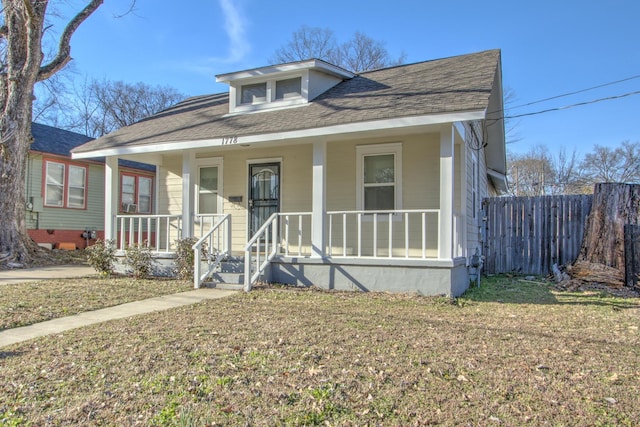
[[31, 123, 155, 172], [72, 49, 501, 155]]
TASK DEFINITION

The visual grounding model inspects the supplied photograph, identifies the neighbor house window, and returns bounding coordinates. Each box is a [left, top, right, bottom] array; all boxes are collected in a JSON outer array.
[[275, 77, 302, 100], [120, 173, 153, 213], [241, 82, 267, 105], [44, 160, 87, 209], [356, 143, 403, 211]]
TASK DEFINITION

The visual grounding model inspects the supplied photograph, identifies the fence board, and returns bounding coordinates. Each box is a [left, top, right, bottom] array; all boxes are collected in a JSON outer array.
[[624, 224, 640, 288], [483, 195, 593, 275]]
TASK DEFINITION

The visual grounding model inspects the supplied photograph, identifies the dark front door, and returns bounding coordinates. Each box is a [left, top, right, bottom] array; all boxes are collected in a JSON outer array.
[[249, 162, 280, 238]]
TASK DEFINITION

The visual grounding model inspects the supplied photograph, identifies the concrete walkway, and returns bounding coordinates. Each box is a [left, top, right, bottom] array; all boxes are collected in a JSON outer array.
[[0, 288, 236, 348], [0, 264, 96, 285]]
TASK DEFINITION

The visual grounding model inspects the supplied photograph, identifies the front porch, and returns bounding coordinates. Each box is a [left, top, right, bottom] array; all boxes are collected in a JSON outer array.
[[101, 124, 476, 296], [112, 207, 468, 295]]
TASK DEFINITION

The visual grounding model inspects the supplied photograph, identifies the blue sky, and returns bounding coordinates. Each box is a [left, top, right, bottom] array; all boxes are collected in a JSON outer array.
[[55, 0, 640, 155]]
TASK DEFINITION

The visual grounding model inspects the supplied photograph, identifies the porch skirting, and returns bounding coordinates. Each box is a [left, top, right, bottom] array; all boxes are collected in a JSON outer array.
[[269, 256, 469, 297]]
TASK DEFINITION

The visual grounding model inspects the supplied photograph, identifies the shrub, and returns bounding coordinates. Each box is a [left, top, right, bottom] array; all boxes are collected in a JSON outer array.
[[173, 237, 200, 280], [123, 242, 153, 279], [85, 239, 116, 277]]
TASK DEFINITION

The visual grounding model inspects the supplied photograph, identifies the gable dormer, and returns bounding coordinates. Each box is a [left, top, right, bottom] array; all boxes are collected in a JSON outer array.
[[216, 59, 355, 114]]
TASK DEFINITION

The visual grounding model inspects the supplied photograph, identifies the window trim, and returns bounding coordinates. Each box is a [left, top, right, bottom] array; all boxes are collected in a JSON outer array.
[[43, 158, 88, 209], [230, 72, 308, 113], [119, 171, 154, 214], [195, 157, 224, 216], [355, 143, 403, 212]]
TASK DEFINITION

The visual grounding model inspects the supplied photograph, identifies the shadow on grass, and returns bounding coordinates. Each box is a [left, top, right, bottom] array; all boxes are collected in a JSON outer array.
[[0, 350, 25, 359], [460, 275, 640, 310]]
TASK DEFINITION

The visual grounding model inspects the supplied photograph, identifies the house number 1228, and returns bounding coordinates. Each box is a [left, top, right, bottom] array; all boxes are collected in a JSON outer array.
[[222, 136, 238, 145]]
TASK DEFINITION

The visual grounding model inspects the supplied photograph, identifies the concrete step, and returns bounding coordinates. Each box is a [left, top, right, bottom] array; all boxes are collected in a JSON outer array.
[[202, 282, 244, 291], [210, 271, 244, 285]]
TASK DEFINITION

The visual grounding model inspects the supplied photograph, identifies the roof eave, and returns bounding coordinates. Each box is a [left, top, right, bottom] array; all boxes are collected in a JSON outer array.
[[71, 110, 486, 159]]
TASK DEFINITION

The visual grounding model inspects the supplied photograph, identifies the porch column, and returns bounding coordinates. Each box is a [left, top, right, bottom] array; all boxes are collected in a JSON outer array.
[[104, 156, 119, 242], [311, 140, 327, 258], [439, 125, 455, 259], [181, 151, 195, 238]]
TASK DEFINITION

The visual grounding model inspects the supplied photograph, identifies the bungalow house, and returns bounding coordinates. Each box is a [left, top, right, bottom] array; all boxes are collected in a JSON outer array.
[[27, 123, 155, 249], [71, 49, 506, 296]]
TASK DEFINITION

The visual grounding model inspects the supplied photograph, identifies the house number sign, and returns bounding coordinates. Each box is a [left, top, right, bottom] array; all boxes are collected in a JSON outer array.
[[221, 136, 238, 145]]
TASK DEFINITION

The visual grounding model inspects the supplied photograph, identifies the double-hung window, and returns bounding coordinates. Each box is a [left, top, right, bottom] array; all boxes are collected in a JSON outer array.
[[120, 174, 153, 213], [44, 160, 87, 209], [196, 158, 223, 215], [356, 143, 403, 212]]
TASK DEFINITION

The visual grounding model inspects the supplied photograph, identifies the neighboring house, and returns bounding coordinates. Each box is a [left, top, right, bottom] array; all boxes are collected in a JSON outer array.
[[27, 123, 156, 249], [71, 49, 506, 296]]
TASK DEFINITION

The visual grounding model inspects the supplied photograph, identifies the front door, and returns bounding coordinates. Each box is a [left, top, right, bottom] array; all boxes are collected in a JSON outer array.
[[249, 162, 280, 238]]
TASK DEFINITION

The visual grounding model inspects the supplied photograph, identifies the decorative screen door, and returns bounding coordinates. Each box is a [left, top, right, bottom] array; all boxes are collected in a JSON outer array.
[[248, 162, 280, 239]]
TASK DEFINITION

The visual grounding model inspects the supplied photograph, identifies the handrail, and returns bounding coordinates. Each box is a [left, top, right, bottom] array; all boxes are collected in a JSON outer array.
[[192, 214, 232, 289], [244, 212, 279, 292]]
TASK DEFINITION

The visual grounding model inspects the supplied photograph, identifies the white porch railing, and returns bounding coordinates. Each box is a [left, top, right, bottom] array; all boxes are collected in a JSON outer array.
[[195, 214, 227, 238], [242, 209, 447, 291], [115, 214, 182, 252], [327, 209, 440, 258], [193, 214, 232, 289], [244, 212, 280, 292]]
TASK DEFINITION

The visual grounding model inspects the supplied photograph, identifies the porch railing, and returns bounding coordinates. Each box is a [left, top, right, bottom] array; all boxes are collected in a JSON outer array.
[[244, 212, 280, 292], [242, 209, 448, 291], [193, 214, 232, 289], [195, 214, 227, 238], [115, 214, 182, 252], [327, 209, 440, 258]]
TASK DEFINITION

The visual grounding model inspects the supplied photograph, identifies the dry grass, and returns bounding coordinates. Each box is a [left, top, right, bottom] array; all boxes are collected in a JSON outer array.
[[1, 276, 639, 426], [0, 276, 191, 330]]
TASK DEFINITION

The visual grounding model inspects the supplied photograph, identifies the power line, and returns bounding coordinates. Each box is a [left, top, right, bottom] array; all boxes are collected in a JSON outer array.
[[503, 89, 640, 119], [507, 74, 640, 110]]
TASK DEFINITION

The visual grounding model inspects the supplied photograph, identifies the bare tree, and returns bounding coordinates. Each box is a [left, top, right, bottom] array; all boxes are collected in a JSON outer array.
[[0, 1, 111, 265], [271, 26, 405, 72], [68, 79, 184, 138], [580, 141, 640, 184], [507, 145, 556, 196]]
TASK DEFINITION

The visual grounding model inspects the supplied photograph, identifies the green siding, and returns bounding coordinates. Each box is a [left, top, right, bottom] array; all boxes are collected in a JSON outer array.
[[25, 154, 106, 231]]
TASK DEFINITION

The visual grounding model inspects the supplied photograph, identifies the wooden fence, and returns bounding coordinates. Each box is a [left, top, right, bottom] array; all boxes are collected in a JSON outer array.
[[624, 224, 640, 288], [483, 195, 593, 275]]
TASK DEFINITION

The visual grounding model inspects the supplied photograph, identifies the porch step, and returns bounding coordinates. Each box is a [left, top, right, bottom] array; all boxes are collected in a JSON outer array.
[[202, 281, 244, 291], [210, 271, 245, 285], [199, 256, 256, 288]]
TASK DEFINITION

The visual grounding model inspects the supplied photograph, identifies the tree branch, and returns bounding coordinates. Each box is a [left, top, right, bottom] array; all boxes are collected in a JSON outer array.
[[37, 0, 104, 82]]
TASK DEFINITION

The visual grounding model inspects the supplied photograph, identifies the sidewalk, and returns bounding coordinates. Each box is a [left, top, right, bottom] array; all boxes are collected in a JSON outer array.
[[0, 288, 236, 348], [0, 264, 96, 285]]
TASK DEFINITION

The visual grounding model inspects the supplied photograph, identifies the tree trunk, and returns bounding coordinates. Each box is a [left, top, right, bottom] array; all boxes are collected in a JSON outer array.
[[578, 183, 640, 268], [0, 1, 48, 264], [569, 183, 640, 287], [0, 0, 104, 265]]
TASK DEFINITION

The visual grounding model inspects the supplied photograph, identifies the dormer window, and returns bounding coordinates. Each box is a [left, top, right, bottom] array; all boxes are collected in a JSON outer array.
[[241, 82, 267, 105], [275, 77, 302, 100], [217, 59, 355, 115]]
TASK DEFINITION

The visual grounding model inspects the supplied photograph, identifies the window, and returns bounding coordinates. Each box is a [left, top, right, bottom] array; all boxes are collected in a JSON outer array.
[[120, 173, 153, 213], [356, 143, 403, 211], [67, 166, 86, 208], [198, 166, 219, 214], [275, 77, 301, 100], [241, 82, 267, 105], [44, 160, 87, 209]]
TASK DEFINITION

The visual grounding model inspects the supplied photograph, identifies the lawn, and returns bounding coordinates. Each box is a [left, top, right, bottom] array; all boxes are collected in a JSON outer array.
[[1, 276, 639, 426], [0, 276, 192, 330]]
